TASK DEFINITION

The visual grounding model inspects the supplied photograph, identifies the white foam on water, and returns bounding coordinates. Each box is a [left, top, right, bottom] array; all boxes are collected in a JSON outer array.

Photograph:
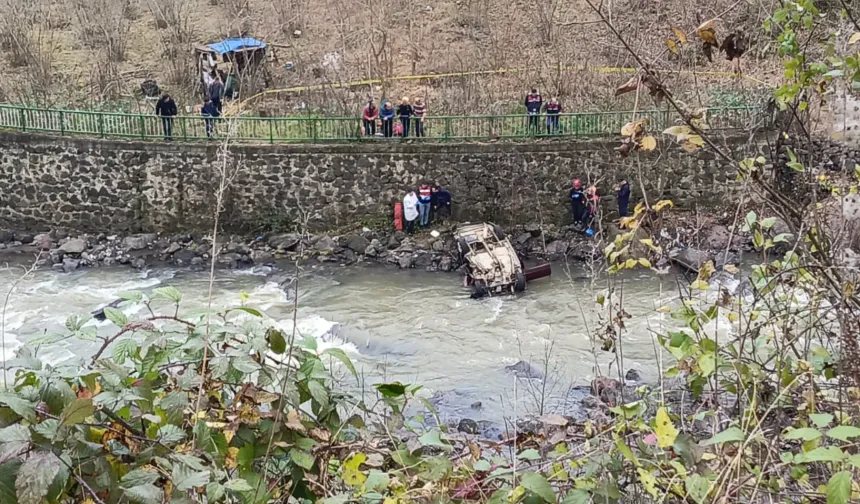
[[483, 298, 505, 323], [276, 313, 360, 355]]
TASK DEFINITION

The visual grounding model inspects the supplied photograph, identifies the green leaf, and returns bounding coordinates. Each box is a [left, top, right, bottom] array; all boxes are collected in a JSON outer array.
[[655, 407, 678, 448], [374, 382, 407, 398], [15, 452, 60, 504], [308, 380, 329, 408], [0, 425, 31, 464], [103, 307, 128, 328], [33, 419, 59, 439], [112, 338, 138, 364], [685, 474, 710, 504], [322, 348, 357, 378], [521, 472, 556, 503], [474, 460, 491, 471], [125, 483, 164, 504], [232, 306, 263, 317], [117, 291, 144, 302], [760, 217, 777, 229], [784, 427, 823, 441], [61, 398, 94, 426], [801, 447, 845, 463], [0, 395, 37, 423], [224, 478, 254, 492], [153, 286, 182, 303], [702, 426, 745, 445], [518, 449, 541, 461], [827, 425, 860, 442], [637, 468, 659, 499], [267, 329, 287, 355], [157, 424, 186, 445], [121, 469, 160, 488], [418, 430, 452, 451], [207, 482, 226, 501], [301, 334, 318, 351], [172, 466, 210, 491], [615, 435, 640, 466], [698, 352, 716, 377], [827, 471, 852, 504], [561, 489, 591, 504], [231, 357, 261, 374], [0, 460, 21, 504], [290, 449, 315, 470]]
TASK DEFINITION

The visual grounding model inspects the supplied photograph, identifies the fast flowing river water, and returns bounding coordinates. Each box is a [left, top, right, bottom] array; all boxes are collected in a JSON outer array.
[[0, 261, 681, 422]]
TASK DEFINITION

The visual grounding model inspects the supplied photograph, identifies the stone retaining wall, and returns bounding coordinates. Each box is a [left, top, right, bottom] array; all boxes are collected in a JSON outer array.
[[0, 131, 753, 233]]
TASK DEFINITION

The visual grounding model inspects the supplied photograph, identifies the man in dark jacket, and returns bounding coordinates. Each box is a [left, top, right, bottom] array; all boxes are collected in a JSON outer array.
[[570, 178, 587, 227], [201, 99, 219, 138], [208, 74, 224, 114], [525, 88, 542, 134], [155, 93, 178, 140], [431, 186, 452, 222], [616, 175, 631, 217]]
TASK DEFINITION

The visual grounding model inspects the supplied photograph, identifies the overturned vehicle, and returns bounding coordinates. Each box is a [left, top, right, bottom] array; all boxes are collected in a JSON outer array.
[[455, 222, 551, 298]]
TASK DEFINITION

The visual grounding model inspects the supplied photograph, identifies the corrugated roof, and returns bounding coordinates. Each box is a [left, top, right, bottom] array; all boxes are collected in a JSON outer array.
[[206, 37, 267, 55]]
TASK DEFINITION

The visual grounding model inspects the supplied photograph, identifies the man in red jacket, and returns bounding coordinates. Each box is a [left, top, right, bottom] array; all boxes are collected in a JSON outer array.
[[362, 100, 378, 136]]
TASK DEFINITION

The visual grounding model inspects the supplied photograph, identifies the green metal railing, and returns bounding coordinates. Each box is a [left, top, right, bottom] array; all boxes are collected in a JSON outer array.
[[0, 104, 768, 143]]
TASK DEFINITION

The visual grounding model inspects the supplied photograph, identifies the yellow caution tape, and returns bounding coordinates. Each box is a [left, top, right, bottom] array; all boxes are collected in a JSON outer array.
[[232, 65, 770, 113]]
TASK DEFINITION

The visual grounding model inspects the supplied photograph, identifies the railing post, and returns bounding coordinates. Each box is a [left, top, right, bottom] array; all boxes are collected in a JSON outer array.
[[269, 119, 274, 144], [139, 114, 145, 140], [97, 113, 105, 138], [312, 119, 318, 142], [181, 116, 187, 141], [19, 108, 26, 132], [444, 117, 451, 140], [59, 110, 65, 135]]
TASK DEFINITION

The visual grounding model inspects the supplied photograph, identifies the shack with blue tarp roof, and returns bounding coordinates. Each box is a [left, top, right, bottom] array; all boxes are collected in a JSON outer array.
[[195, 37, 268, 98]]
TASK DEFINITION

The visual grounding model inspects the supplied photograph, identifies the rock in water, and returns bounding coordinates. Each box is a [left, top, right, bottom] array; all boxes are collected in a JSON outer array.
[[457, 418, 479, 434], [123, 234, 155, 251], [59, 238, 87, 254], [591, 376, 622, 406], [61, 257, 80, 273], [92, 299, 123, 321], [268, 233, 301, 251], [397, 255, 414, 269], [172, 249, 196, 266], [625, 368, 641, 382], [505, 361, 544, 379], [704, 225, 731, 250], [673, 247, 713, 272]]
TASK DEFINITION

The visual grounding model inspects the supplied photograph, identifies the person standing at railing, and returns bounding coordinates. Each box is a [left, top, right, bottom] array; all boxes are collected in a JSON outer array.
[[380, 101, 395, 137], [397, 97, 413, 138], [201, 98, 220, 138], [525, 88, 543, 134], [208, 74, 225, 115], [413, 98, 426, 137], [362, 100, 379, 136], [545, 97, 562, 135], [155, 93, 178, 140]]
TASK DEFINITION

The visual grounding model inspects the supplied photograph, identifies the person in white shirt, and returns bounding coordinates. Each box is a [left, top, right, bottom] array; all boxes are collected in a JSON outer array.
[[402, 190, 419, 235]]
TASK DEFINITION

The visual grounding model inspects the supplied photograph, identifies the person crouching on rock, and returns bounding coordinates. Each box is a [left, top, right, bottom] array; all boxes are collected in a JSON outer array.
[[403, 189, 419, 234], [569, 179, 587, 228]]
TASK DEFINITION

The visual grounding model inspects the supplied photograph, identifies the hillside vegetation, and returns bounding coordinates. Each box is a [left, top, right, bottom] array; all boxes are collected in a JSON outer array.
[[0, 0, 822, 115]]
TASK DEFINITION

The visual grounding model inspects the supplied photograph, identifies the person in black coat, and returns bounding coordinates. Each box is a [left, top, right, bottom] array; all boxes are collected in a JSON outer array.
[[569, 179, 587, 227], [431, 186, 452, 222], [155, 93, 178, 139], [201, 99, 220, 138], [616, 175, 631, 217]]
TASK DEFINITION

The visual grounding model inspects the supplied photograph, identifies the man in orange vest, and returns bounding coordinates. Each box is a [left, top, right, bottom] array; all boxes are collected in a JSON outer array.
[[417, 183, 432, 227]]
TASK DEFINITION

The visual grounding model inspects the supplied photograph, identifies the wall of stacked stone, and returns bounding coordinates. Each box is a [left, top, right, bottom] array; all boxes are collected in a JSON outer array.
[[0, 131, 757, 233]]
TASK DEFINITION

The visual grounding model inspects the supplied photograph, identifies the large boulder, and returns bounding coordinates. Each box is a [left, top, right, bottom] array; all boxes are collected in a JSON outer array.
[[673, 247, 713, 272], [123, 234, 156, 251], [345, 234, 370, 253], [61, 257, 80, 273], [544, 239, 568, 259], [0, 232, 14, 244], [397, 254, 414, 269], [59, 238, 87, 254], [703, 225, 731, 250], [268, 233, 301, 251], [314, 236, 338, 253], [172, 249, 197, 266]]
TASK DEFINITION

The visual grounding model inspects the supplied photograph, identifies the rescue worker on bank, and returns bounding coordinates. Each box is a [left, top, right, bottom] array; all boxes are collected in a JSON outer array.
[[616, 175, 631, 217], [570, 179, 587, 228]]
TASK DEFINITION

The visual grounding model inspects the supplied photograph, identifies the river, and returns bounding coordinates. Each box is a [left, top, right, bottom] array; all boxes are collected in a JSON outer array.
[[0, 261, 681, 423]]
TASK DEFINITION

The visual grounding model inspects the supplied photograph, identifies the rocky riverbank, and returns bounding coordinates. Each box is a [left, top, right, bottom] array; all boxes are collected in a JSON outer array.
[[0, 212, 759, 275]]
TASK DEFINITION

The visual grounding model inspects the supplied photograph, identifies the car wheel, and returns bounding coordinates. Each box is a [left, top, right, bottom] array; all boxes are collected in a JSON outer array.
[[514, 271, 526, 293], [490, 223, 505, 240], [472, 282, 489, 299]]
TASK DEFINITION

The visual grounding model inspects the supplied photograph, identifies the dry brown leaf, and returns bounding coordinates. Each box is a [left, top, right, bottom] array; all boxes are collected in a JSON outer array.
[[665, 37, 679, 54], [639, 136, 657, 151], [621, 119, 647, 137], [673, 28, 688, 44], [681, 141, 700, 153], [850, 33, 860, 45], [285, 409, 306, 432], [687, 135, 705, 147], [697, 19, 717, 44], [615, 75, 640, 96], [663, 125, 692, 137]]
